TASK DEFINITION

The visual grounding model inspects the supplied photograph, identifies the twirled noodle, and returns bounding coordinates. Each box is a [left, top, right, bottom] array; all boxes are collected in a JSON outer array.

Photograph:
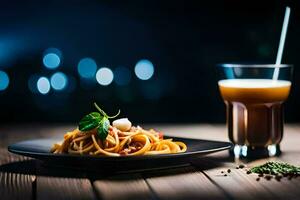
[[51, 126, 187, 156]]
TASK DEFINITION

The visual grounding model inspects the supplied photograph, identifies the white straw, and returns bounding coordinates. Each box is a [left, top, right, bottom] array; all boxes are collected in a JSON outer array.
[[272, 6, 291, 80]]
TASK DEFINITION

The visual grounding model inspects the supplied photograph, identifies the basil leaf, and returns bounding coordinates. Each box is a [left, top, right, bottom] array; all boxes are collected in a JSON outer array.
[[79, 112, 102, 131], [97, 117, 110, 140]]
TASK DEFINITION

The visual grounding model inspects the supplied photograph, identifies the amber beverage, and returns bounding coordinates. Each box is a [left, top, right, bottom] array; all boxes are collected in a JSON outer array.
[[218, 65, 292, 157]]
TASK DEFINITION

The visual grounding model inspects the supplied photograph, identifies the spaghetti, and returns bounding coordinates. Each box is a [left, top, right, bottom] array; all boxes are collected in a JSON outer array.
[[51, 124, 187, 156]]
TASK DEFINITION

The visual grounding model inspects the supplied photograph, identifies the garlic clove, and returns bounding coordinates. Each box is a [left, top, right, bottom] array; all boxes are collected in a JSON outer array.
[[112, 118, 132, 131]]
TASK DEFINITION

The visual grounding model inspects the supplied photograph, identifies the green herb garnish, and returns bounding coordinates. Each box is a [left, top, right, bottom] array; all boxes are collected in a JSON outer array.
[[78, 103, 120, 140], [250, 161, 300, 176], [79, 112, 102, 131]]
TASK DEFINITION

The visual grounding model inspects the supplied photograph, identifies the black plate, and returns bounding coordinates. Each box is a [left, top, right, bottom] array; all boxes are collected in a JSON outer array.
[[8, 137, 232, 172]]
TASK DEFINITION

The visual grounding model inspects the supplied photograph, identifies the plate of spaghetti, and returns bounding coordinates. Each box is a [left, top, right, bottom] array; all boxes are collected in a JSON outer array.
[[8, 103, 232, 172], [51, 125, 187, 156]]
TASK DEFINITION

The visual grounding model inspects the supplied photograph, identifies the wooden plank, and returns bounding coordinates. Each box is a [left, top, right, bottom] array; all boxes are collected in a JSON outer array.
[[2, 124, 300, 200], [250, 172, 300, 200], [0, 148, 34, 200], [245, 156, 300, 200], [144, 166, 229, 200], [93, 174, 154, 200], [0, 123, 97, 200], [195, 159, 274, 200], [37, 176, 96, 200], [190, 124, 300, 200], [194, 155, 300, 200]]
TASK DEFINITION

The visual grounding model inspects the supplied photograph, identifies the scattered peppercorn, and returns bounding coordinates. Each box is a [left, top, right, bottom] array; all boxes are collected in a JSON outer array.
[[258, 174, 264, 177], [256, 177, 260, 181], [246, 171, 252, 174], [265, 175, 272, 180], [221, 171, 224, 173], [275, 175, 282, 181], [227, 169, 231, 173], [236, 166, 239, 169], [239, 164, 245, 169], [224, 174, 227, 176]]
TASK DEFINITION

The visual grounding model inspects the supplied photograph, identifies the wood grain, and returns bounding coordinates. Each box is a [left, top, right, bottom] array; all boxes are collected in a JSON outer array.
[[93, 174, 154, 200], [144, 166, 229, 200], [1, 124, 300, 200], [37, 176, 96, 200], [196, 154, 300, 200], [0, 149, 34, 200]]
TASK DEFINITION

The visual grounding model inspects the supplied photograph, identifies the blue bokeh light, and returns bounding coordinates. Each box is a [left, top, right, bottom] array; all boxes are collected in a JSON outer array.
[[96, 67, 114, 86], [50, 72, 68, 90], [77, 58, 97, 78], [134, 59, 154, 80], [0, 71, 9, 91], [43, 53, 61, 69], [37, 77, 50, 94], [114, 66, 131, 86]]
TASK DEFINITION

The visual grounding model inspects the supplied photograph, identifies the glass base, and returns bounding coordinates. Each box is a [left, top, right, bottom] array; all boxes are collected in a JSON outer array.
[[230, 144, 281, 158]]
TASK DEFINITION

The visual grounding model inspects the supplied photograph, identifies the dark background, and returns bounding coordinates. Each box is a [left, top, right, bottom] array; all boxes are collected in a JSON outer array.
[[0, 0, 298, 124]]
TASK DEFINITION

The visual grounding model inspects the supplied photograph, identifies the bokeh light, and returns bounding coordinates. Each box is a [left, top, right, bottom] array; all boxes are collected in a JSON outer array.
[[50, 72, 68, 90], [37, 77, 50, 94], [0, 71, 9, 91], [134, 59, 154, 80], [43, 53, 61, 69], [114, 66, 131, 86], [77, 58, 97, 78], [96, 67, 114, 86]]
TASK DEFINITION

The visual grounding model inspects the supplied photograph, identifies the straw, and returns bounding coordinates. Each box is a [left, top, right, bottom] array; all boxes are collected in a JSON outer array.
[[272, 6, 291, 80]]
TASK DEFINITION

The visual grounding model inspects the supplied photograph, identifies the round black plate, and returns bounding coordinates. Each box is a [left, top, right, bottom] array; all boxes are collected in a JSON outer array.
[[8, 137, 232, 172]]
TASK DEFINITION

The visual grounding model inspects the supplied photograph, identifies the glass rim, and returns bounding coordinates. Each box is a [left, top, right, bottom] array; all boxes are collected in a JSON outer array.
[[217, 64, 293, 68]]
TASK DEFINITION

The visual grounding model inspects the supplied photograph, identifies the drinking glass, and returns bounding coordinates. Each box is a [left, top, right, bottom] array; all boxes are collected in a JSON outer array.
[[218, 64, 293, 157]]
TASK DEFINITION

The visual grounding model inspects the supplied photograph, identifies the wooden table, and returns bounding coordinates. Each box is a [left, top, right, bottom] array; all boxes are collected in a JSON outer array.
[[1, 124, 300, 200]]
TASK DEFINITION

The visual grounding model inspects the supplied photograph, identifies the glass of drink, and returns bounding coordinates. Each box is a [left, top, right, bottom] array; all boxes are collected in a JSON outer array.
[[218, 64, 293, 158]]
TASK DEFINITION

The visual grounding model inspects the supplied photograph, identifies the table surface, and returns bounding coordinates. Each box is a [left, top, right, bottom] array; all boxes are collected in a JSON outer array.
[[1, 124, 300, 200]]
